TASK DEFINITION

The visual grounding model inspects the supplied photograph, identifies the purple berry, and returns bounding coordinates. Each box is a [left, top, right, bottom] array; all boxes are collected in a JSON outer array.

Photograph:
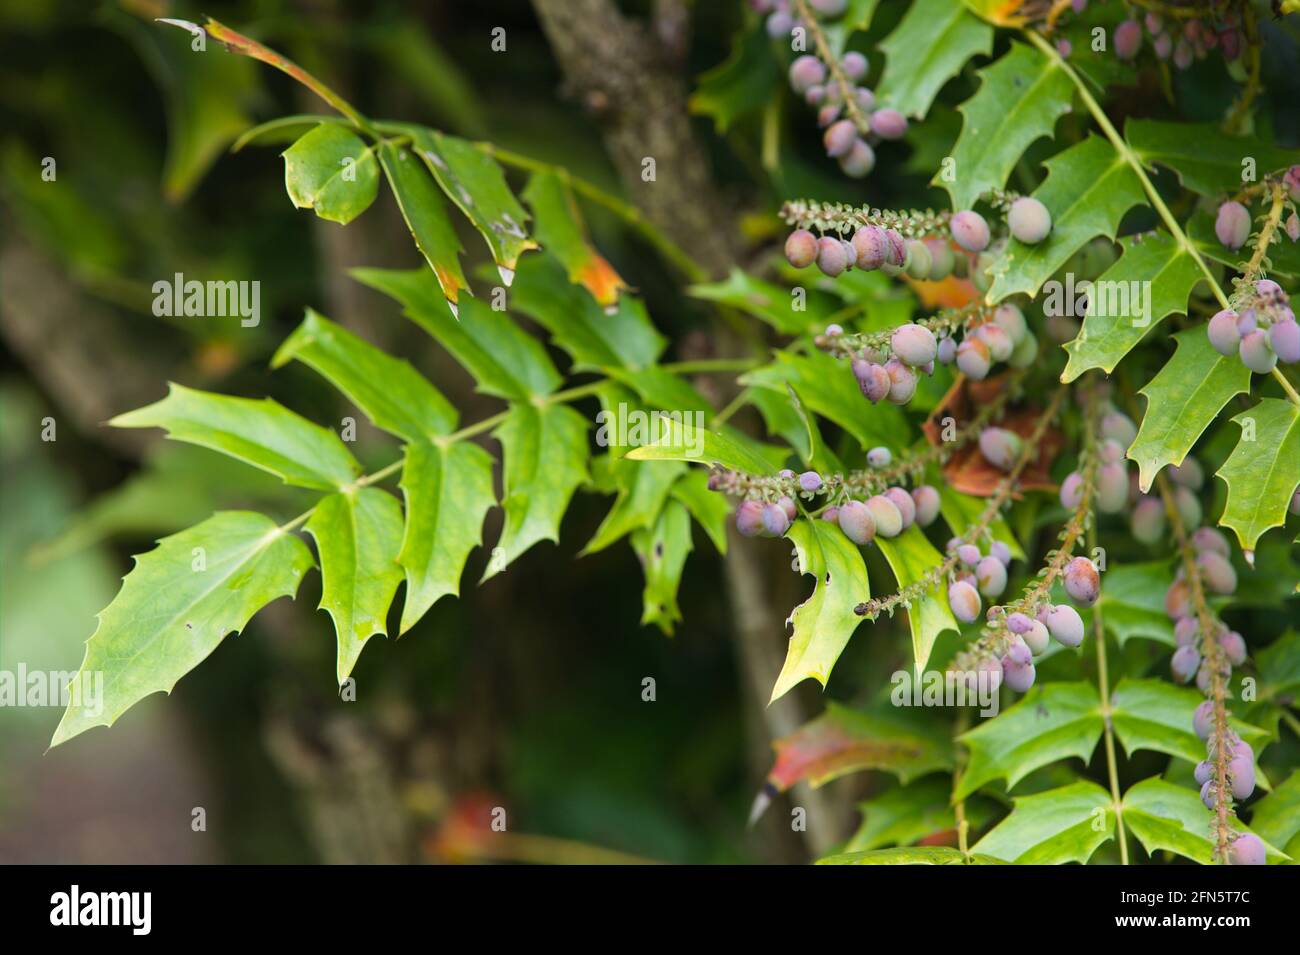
[[1194, 760, 1213, 786], [1006, 612, 1033, 634], [978, 427, 1023, 472], [884, 359, 917, 404], [789, 55, 826, 93], [866, 446, 892, 468], [823, 119, 857, 158], [841, 51, 868, 80], [854, 361, 891, 403], [1001, 653, 1036, 692], [1193, 700, 1215, 740], [1131, 496, 1166, 545], [904, 240, 932, 281], [816, 236, 849, 277], [838, 500, 876, 545], [891, 323, 938, 367], [1219, 630, 1247, 667], [950, 210, 991, 252], [956, 544, 981, 568], [956, 337, 992, 379], [1192, 526, 1230, 557], [1197, 551, 1237, 595], [883, 487, 916, 529], [948, 580, 982, 623], [976, 556, 1008, 598], [866, 495, 903, 538], [736, 500, 764, 537], [1043, 604, 1085, 647], [1008, 196, 1052, 244], [1229, 742, 1255, 799], [1059, 472, 1084, 510], [852, 226, 889, 270], [936, 336, 957, 364], [1200, 779, 1218, 810], [762, 502, 792, 536], [1228, 834, 1266, 865], [839, 138, 876, 178], [821, 506, 840, 523], [1168, 457, 1204, 489], [1114, 20, 1142, 60], [1100, 411, 1138, 447], [911, 485, 941, 526], [989, 541, 1012, 566], [785, 229, 818, 269], [1174, 615, 1199, 647], [798, 471, 823, 493], [1215, 201, 1251, 250], [1171, 644, 1201, 683], [766, 11, 793, 38], [1269, 320, 1300, 364], [1096, 462, 1129, 514], [993, 304, 1028, 344], [1239, 329, 1277, 373], [1063, 556, 1101, 606], [870, 108, 908, 140], [1021, 620, 1050, 655]]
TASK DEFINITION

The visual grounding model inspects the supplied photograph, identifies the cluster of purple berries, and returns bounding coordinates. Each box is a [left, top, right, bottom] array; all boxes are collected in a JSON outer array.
[[1192, 697, 1264, 865], [1164, 527, 1241, 692], [1132, 457, 1205, 544], [1114, 11, 1247, 70], [1207, 280, 1300, 374], [945, 539, 1014, 624], [824, 475, 942, 547], [989, 603, 1087, 693]]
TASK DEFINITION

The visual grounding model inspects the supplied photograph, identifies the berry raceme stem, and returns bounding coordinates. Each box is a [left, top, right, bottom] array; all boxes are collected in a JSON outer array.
[[789, 0, 872, 136], [1025, 27, 1300, 408], [817, 302, 997, 360], [952, 382, 1101, 668], [781, 198, 951, 240], [1229, 180, 1288, 308], [1155, 471, 1237, 863], [855, 383, 1068, 620], [1089, 520, 1131, 865]]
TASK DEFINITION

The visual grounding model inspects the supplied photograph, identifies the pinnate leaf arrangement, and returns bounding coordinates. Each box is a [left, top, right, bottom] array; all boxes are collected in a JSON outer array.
[[55, 4, 1300, 866]]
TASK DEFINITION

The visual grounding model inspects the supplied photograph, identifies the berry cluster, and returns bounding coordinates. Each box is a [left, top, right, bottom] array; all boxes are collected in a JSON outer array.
[[758, 0, 904, 179], [1114, 10, 1247, 71], [1207, 280, 1300, 373]]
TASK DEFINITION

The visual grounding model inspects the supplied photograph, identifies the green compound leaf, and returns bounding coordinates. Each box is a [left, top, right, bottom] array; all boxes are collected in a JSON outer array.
[[111, 383, 360, 491], [973, 780, 1114, 864], [940, 42, 1073, 210], [630, 499, 694, 635], [377, 142, 470, 312], [767, 702, 954, 791], [1061, 233, 1202, 381], [306, 487, 405, 683], [51, 511, 314, 747], [1128, 329, 1252, 493], [819, 846, 1006, 865], [397, 440, 496, 634], [624, 416, 782, 475], [771, 519, 870, 703], [1082, 560, 1175, 647], [1126, 119, 1299, 197], [956, 681, 1102, 799], [273, 309, 457, 440], [1123, 778, 1290, 865], [281, 123, 379, 225], [399, 125, 538, 277], [876, 526, 960, 676], [1111, 678, 1270, 766], [1247, 770, 1300, 860], [353, 267, 562, 400], [987, 136, 1145, 302], [489, 402, 589, 579], [511, 252, 665, 371], [877, 0, 994, 119], [740, 350, 906, 450], [522, 171, 627, 309], [689, 23, 778, 134], [689, 268, 838, 336], [584, 457, 685, 556], [1215, 399, 1300, 554]]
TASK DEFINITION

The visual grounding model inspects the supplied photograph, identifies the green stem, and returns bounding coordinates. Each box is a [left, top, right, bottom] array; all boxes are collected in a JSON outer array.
[[1089, 522, 1129, 865], [1025, 29, 1300, 408]]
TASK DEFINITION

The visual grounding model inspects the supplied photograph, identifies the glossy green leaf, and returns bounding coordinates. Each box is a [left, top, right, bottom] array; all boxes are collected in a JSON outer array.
[[272, 309, 457, 440], [689, 24, 778, 133], [1082, 560, 1175, 647], [397, 440, 496, 633], [305, 487, 405, 683], [625, 417, 782, 475], [511, 253, 665, 371], [876, 526, 960, 675], [353, 268, 562, 400], [669, 470, 729, 555], [111, 383, 360, 490], [377, 142, 469, 311], [401, 125, 537, 276], [1123, 778, 1289, 865], [1111, 678, 1270, 766], [771, 519, 870, 702], [877, 0, 994, 119], [1128, 329, 1252, 492], [819, 846, 1006, 865], [1126, 119, 1298, 197], [630, 499, 693, 635], [1215, 399, 1300, 554], [741, 350, 906, 450], [281, 123, 379, 225], [584, 458, 685, 556], [522, 171, 627, 308], [987, 136, 1145, 301], [973, 780, 1114, 864], [846, 776, 997, 852], [1256, 630, 1300, 704], [1061, 233, 1203, 381], [940, 42, 1073, 210], [957, 682, 1102, 798], [489, 402, 589, 578], [51, 511, 314, 746]]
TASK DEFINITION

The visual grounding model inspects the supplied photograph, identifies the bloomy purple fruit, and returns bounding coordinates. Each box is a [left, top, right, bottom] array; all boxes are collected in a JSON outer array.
[[1114, 19, 1143, 60], [816, 236, 849, 277], [1059, 471, 1085, 510], [866, 495, 903, 538], [911, 485, 941, 526], [1215, 201, 1251, 251], [1021, 620, 1050, 656], [1193, 700, 1215, 741], [1228, 834, 1266, 866], [1171, 644, 1201, 683], [785, 229, 818, 269], [870, 108, 908, 140], [789, 55, 826, 94], [979, 427, 1023, 472], [948, 580, 982, 623], [1207, 309, 1242, 356], [1192, 526, 1230, 557], [1132, 496, 1166, 544], [891, 323, 938, 367], [839, 138, 876, 178], [1063, 556, 1101, 606], [1239, 329, 1277, 374], [852, 226, 889, 270], [1197, 551, 1237, 595], [838, 500, 876, 545], [1043, 604, 1085, 647], [883, 487, 916, 529], [1269, 319, 1300, 364], [823, 119, 857, 158], [762, 503, 791, 537], [854, 360, 892, 403], [976, 556, 1008, 598], [885, 359, 918, 405], [736, 500, 764, 537], [798, 470, 823, 493], [950, 210, 991, 253], [1219, 630, 1247, 667], [1008, 197, 1052, 244], [956, 337, 992, 379]]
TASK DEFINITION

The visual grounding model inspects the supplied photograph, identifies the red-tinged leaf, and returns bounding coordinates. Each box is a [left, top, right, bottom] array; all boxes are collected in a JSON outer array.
[[523, 170, 629, 309]]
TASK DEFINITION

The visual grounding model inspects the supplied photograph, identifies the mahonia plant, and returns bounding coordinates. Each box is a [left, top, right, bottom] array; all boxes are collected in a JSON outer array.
[[54, 3, 1300, 866]]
